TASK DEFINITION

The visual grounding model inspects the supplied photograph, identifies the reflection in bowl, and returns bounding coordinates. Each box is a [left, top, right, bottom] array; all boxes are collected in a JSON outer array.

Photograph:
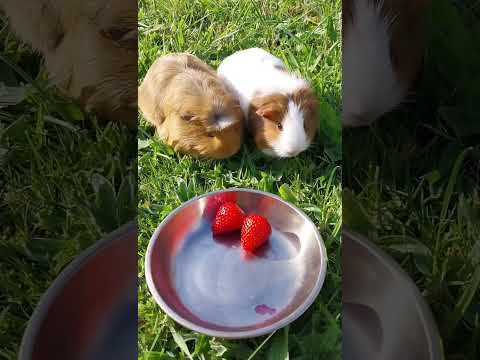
[[146, 188, 328, 339], [19, 222, 137, 360]]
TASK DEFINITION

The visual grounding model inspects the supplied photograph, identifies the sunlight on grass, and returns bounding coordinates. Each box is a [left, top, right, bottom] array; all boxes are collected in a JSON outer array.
[[138, 0, 342, 359]]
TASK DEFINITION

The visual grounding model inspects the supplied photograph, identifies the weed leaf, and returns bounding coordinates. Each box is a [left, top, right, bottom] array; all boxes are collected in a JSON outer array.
[[342, 189, 373, 235], [139, 138, 153, 150], [279, 184, 297, 203], [117, 174, 137, 224], [0, 84, 25, 108], [445, 266, 480, 337], [388, 242, 431, 256], [90, 174, 118, 232], [169, 326, 193, 360]]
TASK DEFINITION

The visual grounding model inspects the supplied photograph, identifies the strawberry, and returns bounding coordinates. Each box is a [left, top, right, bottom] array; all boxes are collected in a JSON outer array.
[[241, 214, 272, 251], [211, 202, 245, 235], [210, 193, 237, 210], [204, 192, 238, 219]]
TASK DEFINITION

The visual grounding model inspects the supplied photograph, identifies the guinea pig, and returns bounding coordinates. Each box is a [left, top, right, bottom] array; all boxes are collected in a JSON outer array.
[[1, 0, 137, 126], [342, 0, 431, 127], [217, 48, 318, 158], [138, 53, 244, 159]]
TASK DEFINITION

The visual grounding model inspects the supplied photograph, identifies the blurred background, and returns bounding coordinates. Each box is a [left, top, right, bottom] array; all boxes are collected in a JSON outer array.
[[0, 2, 137, 358], [343, 0, 480, 358]]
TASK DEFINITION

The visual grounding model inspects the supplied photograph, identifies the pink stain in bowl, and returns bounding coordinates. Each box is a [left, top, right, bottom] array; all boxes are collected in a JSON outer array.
[[255, 304, 276, 315]]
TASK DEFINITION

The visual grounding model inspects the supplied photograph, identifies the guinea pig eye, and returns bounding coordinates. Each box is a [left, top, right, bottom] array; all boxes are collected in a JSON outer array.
[[100, 26, 137, 50], [181, 114, 195, 122], [277, 123, 283, 131], [207, 133, 215, 138]]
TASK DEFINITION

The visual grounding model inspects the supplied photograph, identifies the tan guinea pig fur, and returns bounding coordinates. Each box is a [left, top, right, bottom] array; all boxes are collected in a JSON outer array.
[[1, 0, 137, 126], [138, 53, 245, 159]]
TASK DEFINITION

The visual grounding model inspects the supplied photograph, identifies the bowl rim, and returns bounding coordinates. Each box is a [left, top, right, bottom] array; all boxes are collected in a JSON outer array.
[[18, 220, 137, 360], [145, 188, 328, 339], [343, 227, 444, 360]]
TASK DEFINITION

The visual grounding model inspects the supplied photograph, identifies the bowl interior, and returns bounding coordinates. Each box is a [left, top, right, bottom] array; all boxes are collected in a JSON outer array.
[[20, 223, 137, 360], [342, 229, 442, 360], [147, 190, 326, 337]]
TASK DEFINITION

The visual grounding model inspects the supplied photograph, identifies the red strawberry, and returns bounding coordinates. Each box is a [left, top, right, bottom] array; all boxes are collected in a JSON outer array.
[[203, 193, 238, 219], [241, 214, 272, 252], [212, 202, 245, 235], [210, 193, 237, 209]]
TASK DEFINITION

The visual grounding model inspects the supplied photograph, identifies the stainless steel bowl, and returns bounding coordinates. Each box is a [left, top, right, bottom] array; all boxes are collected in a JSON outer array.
[[342, 228, 443, 360], [145, 188, 327, 339], [18, 221, 137, 360]]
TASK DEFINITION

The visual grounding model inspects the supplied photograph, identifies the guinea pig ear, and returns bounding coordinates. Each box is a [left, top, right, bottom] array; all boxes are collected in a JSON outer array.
[[255, 104, 281, 122]]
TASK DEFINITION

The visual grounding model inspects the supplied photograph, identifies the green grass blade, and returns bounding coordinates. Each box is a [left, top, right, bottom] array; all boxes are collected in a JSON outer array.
[[0, 85, 25, 108], [169, 326, 193, 360], [247, 331, 277, 360], [279, 184, 297, 204], [267, 327, 289, 360], [44, 115, 79, 131], [445, 266, 480, 338], [440, 147, 471, 222]]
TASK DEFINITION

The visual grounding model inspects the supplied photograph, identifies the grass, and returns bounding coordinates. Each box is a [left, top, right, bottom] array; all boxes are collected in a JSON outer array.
[[4, 0, 476, 358], [343, 0, 480, 358], [138, 0, 342, 359], [0, 16, 137, 359]]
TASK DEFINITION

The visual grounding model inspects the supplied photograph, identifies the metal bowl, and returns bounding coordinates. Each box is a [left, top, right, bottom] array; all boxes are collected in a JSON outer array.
[[145, 188, 327, 339], [342, 228, 443, 360], [19, 221, 137, 360]]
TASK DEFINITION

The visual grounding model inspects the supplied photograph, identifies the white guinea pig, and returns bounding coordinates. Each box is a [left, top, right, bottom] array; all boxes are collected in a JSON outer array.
[[342, 0, 430, 127], [218, 48, 318, 158]]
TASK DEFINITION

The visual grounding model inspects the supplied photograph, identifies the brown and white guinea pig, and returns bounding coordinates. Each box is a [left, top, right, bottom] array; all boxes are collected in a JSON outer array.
[[138, 53, 244, 160], [342, 0, 430, 127], [217, 48, 318, 158], [1, 0, 137, 126]]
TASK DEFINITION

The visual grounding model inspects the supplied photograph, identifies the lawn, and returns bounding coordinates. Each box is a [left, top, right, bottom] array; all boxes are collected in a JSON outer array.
[[138, 0, 342, 359], [0, 16, 137, 359], [343, 0, 480, 358]]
